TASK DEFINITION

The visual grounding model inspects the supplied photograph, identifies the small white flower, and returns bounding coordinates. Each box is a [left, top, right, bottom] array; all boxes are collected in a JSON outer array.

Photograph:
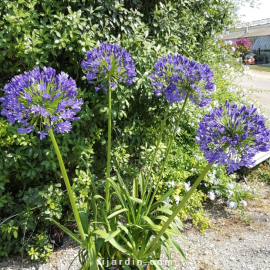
[[191, 168, 196, 172], [227, 40, 232, 45], [239, 200, 247, 207], [228, 183, 234, 190], [195, 155, 202, 161], [176, 126, 180, 134], [232, 47, 236, 52], [215, 190, 221, 196], [204, 183, 209, 187], [184, 181, 191, 191], [166, 180, 175, 188], [164, 197, 170, 204], [214, 179, 220, 185], [228, 190, 234, 197], [174, 195, 180, 205], [225, 64, 230, 69], [208, 191, 216, 201], [228, 201, 237, 209]]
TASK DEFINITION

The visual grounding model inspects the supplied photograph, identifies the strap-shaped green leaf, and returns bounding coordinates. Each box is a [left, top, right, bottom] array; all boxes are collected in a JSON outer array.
[[115, 172, 137, 222], [105, 229, 121, 242], [78, 207, 90, 234], [93, 229, 109, 239], [162, 241, 175, 270], [150, 187, 178, 211], [155, 206, 173, 215], [117, 225, 136, 250], [107, 178, 128, 209], [143, 239, 166, 258], [108, 208, 128, 219], [93, 195, 105, 200], [168, 238, 186, 260], [50, 219, 84, 248], [129, 196, 143, 204], [132, 177, 138, 199]]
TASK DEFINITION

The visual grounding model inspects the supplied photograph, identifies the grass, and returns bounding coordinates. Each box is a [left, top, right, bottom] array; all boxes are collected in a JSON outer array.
[[249, 65, 270, 72]]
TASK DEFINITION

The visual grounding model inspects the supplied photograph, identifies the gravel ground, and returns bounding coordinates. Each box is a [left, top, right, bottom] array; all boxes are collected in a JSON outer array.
[[235, 69, 270, 117], [1, 182, 270, 270]]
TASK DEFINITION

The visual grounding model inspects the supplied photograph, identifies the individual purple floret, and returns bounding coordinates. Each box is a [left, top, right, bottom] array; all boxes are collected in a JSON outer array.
[[196, 101, 270, 173], [149, 54, 215, 106], [81, 43, 136, 92], [0, 67, 82, 139]]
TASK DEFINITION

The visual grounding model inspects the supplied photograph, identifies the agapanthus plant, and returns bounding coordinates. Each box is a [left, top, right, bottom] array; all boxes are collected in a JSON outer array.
[[81, 43, 136, 213], [149, 54, 215, 106], [196, 101, 270, 173], [0, 67, 82, 139], [0, 67, 94, 267], [145, 55, 216, 208], [141, 101, 270, 256]]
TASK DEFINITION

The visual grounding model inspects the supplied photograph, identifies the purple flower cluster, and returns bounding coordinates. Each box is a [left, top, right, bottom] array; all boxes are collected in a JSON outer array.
[[196, 101, 270, 173], [0, 67, 82, 139], [81, 43, 136, 92], [149, 54, 215, 106], [236, 38, 252, 51]]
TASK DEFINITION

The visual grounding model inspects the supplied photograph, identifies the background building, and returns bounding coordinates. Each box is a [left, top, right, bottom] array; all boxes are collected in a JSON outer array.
[[226, 19, 270, 63]]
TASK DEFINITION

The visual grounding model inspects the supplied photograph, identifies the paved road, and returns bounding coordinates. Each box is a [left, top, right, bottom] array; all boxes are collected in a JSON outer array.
[[235, 69, 270, 116]]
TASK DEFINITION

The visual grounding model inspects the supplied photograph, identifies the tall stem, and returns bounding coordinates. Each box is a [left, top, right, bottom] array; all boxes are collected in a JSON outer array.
[[143, 103, 170, 196], [145, 93, 190, 212], [48, 129, 85, 241], [105, 78, 112, 213], [145, 163, 213, 254]]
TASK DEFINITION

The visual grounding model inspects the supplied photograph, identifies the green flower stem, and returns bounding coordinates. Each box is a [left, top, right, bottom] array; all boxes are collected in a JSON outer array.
[[105, 78, 112, 213], [145, 163, 213, 254], [48, 129, 85, 241], [145, 93, 190, 212], [143, 102, 170, 196]]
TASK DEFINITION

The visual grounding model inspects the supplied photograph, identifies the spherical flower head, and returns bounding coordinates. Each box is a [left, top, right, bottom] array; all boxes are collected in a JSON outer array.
[[81, 43, 136, 93], [0, 67, 82, 139], [149, 54, 215, 106], [196, 101, 270, 173]]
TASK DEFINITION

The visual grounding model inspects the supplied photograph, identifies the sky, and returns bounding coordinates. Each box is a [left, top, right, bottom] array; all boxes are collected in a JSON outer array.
[[238, 0, 270, 23]]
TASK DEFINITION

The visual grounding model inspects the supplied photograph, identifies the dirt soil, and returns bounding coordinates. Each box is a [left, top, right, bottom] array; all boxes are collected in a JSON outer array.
[[1, 181, 270, 270]]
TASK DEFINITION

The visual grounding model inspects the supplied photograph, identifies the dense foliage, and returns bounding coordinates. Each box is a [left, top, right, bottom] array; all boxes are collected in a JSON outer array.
[[0, 0, 260, 262], [236, 38, 253, 55]]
